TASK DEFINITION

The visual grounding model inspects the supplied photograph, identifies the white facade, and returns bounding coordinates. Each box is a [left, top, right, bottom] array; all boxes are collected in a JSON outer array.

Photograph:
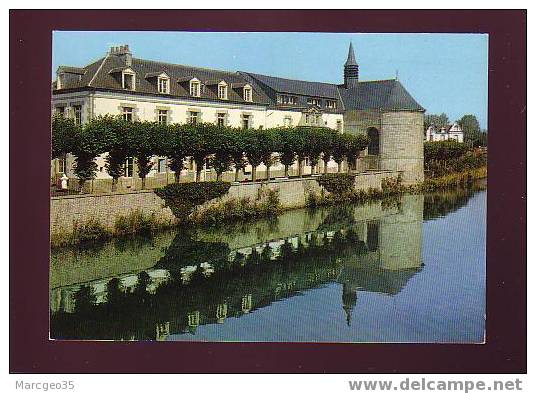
[[52, 91, 343, 181], [425, 122, 464, 143]]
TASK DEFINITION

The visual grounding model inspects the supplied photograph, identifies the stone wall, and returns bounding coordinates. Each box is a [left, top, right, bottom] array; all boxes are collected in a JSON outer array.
[[50, 190, 177, 236], [50, 170, 401, 237], [380, 111, 424, 184], [343, 109, 381, 136]]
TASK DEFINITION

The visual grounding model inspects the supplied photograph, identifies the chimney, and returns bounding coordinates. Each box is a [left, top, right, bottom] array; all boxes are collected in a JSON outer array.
[[110, 44, 132, 67]]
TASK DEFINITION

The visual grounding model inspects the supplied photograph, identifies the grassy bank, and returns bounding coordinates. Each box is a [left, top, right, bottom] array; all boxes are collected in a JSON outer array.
[[51, 188, 282, 248], [51, 209, 176, 248]]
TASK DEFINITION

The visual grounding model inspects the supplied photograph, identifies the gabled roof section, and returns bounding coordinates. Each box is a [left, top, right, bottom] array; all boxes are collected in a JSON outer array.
[[338, 79, 424, 112], [54, 55, 271, 105], [145, 71, 170, 79], [244, 72, 340, 99], [57, 66, 86, 75], [109, 66, 134, 74]]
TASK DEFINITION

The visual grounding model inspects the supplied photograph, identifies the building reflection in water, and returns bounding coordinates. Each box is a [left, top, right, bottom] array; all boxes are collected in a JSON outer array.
[[50, 186, 482, 341]]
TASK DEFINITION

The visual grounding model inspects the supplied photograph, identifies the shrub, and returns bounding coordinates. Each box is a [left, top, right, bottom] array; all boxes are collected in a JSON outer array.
[[424, 141, 470, 161], [114, 209, 157, 236], [381, 174, 403, 196], [155, 181, 231, 221], [316, 173, 356, 195], [72, 218, 109, 243], [191, 187, 281, 226]]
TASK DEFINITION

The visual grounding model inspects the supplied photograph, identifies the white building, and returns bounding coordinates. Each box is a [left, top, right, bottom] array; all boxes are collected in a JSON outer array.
[[51, 45, 345, 186], [51, 43, 425, 189], [425, 123, 464, 143]]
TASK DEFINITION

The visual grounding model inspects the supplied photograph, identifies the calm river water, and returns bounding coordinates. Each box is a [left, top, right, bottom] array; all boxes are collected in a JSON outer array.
[[50, 185, 486, 343]]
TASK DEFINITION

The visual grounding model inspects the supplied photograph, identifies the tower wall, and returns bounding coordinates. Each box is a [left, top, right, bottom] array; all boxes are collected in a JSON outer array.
[[380, 111, 424, 185], [343, 109, 381, 136], [377, 194, 424, 270]]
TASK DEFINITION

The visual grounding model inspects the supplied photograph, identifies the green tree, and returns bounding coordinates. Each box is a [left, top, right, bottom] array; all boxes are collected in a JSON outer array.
[[242, 129, 265, 182], [320, 129, 337, 174], [187, 123, 215, 182], [258, 129, 280, 180], [165, 124, 191, 183], [277, 128, 297, 177], [292, 128, 308, 177], [343, 133, 369, 173], [424, 112, 450, 132], [129, 121, 164, 189], [88, 116, 132, 192], [228, 129, 247, 182], [457, 114, 481, 146], [331, 133, 348, 173], [72, 120, 110, 192], [211, 127, 235, 181], [51, 113, 78, 159], [305, 127, 333, 175]]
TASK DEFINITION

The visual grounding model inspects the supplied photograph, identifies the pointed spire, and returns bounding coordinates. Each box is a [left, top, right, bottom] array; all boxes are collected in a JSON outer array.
[[345, 42, 357, 66]]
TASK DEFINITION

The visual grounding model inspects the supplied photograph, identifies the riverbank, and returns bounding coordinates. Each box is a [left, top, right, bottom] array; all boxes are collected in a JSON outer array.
[[50, 167, 487, 248]]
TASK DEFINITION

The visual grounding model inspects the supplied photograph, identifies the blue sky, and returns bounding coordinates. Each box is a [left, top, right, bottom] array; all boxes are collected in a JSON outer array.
[[52, 32, 489, 129]]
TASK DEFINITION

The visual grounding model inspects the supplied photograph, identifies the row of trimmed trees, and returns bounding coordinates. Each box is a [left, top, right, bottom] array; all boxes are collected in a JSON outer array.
[[52, 115, 369, 191]]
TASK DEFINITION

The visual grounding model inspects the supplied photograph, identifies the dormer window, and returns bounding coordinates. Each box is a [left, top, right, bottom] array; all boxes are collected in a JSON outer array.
[[243, 86, 252, 102], [190, 79, 201, 97], [308, 98, 321, 106], [326, 100, 337, 109], [158, 77, 169, 94], [218, 82, 228, 100], [277, 95, 297, 105], [122, 71, 135, 90]]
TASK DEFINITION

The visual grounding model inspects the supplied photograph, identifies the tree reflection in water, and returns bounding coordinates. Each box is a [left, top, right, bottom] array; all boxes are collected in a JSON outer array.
[[50, 185, 484, 341]]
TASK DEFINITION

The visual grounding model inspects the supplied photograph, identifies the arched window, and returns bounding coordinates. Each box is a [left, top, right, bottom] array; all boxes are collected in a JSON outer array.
[[367, 127, 380, 156]]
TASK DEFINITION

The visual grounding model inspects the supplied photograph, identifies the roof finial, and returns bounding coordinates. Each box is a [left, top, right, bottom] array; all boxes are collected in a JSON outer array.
[[395, 69, 399, 81], [345, 42, 357, 66]]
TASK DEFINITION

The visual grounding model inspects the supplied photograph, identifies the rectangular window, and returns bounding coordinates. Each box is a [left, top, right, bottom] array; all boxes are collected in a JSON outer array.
[[283, 117, 292, 127], [243, 87, 252, 102], [218, 85, 228, 100], [158, 109, 168, 125], [326, 100, 336, 109], [308, 98, 321, 106], [190, 81, 200, 97], [189, 111, 200, 125], [158, 158, 167, 173], [55, 106, 66, 115], [73, 105, 82, 125], [58, 157, 66, 174], [123, 157, 134, 178], [242, 115, 251, 129], [278, 95, 297, 105], [158, 78, 169, 94], [217, 113, 226, 127], [123, 73, 134, 90], [122, 107, 133, 122]]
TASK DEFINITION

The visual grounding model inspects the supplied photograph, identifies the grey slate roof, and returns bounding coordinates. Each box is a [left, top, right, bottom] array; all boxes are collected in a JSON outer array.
[[54, 51, 424, 112], [244, 72, 340, 99], [344, 43, 358, 67], [338, 79, 425, 112], [54, 55, 271, 106]]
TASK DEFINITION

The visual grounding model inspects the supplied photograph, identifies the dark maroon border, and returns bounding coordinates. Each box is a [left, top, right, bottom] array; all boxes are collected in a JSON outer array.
[[10, 10, 526, 373]]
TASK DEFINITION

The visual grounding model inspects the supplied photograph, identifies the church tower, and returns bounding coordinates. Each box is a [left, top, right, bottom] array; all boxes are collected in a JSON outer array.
[[344, 42, 359, 89]]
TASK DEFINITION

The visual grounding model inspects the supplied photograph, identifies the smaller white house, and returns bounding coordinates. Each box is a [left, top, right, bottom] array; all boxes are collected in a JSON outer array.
[[425, 123, 464, 143]]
